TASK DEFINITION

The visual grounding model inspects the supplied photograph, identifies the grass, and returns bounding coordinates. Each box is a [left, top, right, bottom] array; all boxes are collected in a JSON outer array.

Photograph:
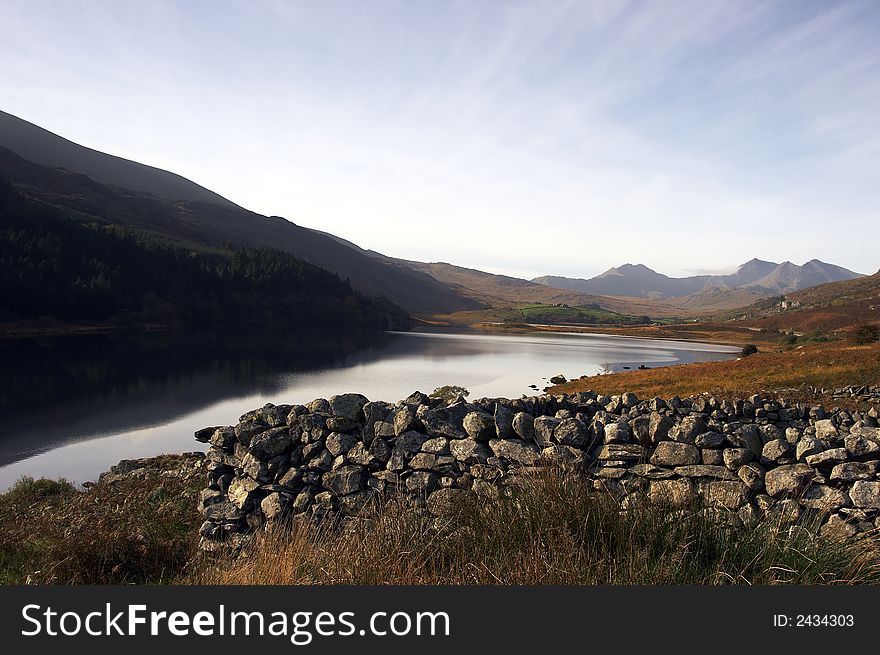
[[3, 460, 878, 585], [189, 471, 880, 585], [0, 454, 204, 584], [552, 340, 880, 409]]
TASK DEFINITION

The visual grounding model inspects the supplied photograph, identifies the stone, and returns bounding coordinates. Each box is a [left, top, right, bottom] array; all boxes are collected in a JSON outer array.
[[646, 412, 674, 445], [671, 415, 707, 444], [595, 444, 644, 461], [814, 419, 838, 440], [512, 412, 535, 442], [764, 464, 815, 498], [325, 432, 359, 457], [829, 461, 879, 482], [820, 514, 858, 541], [249, 426, 295, 459], [703, 481, 749, 510], [329, 393, 369, 421], [701, 449, 724, 465], [426, 488, 476, 518], [554, 418, 591, 449], [649, 479, 695, 508], [463, 411, 496, 442], [416, 404, 472, 439], [533, 416, 560, 447], [672, 465, 737, 480], [737, 463, 765, 491], [844, 434, 880, 459], [234, 420, 268, 447], [694, 432, 725, 448], [601, 422, 630, 445], [322, 465, 366, 495], [761, 439, 792, 463], [727, 425, 763, 457], [228, 477, 260, 509], [805, 448, 848, 468], [422, 437, 450, 454], [405, 471, 439, 495], [450, 438, 492, 464], [260, 492, 291, 520], [723, 448, 753, 470], [393, 406, 420, 436], [795, 436, 825, 461], [494, 404, 515, 438], [203, 500, 244, 522], [849, 481, 880, 509], [396, 431, 428, 455], [629, 463, 677, 479], [549, 374, 567, 384], [326, 416, 359, 432], [489, 439, 541, 466], [651, 441, 700, 467], [207, 427, 236, 449], [540, 445, 586, 468], [408, 453, 438, 470], [800, 485, 851, 513]]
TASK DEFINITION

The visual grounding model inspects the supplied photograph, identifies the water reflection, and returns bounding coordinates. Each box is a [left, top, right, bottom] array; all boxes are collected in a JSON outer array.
[[0, 328, 738, 488]]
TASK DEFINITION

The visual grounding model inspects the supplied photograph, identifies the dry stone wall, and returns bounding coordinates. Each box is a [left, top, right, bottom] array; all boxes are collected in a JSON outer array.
[[194, 390, 880, 550]]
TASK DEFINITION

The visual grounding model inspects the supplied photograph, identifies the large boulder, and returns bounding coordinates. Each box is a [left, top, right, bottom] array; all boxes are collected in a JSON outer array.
[[849, 481, 880, 509], [764, 464, 815, 498], [554, 418, 590, 449], [512, 412, 535, 442], [329, 393, 369, 422], [651, 442, 700, 467], [322, 465, 366, 495], [489, 439, 540, 466], [463, 411, 496, 442]]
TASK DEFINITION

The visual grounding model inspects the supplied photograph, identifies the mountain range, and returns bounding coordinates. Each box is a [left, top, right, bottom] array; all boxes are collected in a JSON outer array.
[[533, 259, 862, 299], [0, 108, 865, 321]]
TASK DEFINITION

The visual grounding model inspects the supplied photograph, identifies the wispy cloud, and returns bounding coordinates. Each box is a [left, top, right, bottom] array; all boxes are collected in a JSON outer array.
[[1, 0, 878, 278]]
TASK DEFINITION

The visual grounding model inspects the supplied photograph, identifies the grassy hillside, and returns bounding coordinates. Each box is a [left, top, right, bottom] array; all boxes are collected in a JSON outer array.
[[0, 145, 479, 315], [0, 180, 409, 331], [551, 340, 880, 409]]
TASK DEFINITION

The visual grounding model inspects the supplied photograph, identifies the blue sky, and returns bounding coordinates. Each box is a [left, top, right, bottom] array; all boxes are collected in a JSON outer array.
[[1, 0, 878, 278]]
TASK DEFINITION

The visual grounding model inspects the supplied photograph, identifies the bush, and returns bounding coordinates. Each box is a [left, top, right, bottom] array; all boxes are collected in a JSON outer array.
[[851, 324, 880, 345], [741, 344, 758, 357], [430, 385, 469, 404]]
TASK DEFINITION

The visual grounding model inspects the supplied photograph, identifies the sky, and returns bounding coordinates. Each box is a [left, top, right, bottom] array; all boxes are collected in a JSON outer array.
[[1, 0, 878, 279]]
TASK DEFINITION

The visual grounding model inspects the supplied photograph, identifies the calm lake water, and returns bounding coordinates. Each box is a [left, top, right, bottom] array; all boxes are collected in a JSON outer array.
[[0, 328, 738, 489]]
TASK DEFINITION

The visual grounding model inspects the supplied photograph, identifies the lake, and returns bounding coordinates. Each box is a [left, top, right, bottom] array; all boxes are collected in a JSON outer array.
[[0, 328, 739, 489]]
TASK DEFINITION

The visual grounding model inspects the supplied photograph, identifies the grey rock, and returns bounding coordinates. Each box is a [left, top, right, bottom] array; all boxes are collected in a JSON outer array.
[[672, 465, 738, 480], [322, 465, 366, 495], [629, 463, 677, 479], [844, 434, 880, 459], [649, 479, 695, 508], [795, 436, 825, 461], [723, 448, 753, 470], [814, 419, 838, 440], [694, 432, 725, 448], [329, 393, 369, 421], [393, 406, 420, 436], [829, 461, 879, 482], [800, 485, 851, 513], [228, 477, 260, 509], [702, 481, 749, 510], [489, 438, 541, 466], [646, 412, 674, 445], [761, 439, 792, 463], [737, 463, 765, 491], [533, 416, 560, 447], [602, 422, 631, 445], [849, 481, 880, 509], [260, 492, 291, 520], [494, 404, 516, 438], [326, 432, 359, 457], [405, 471, 439, 495], [450, 438, 492, 465], [805, 448, 848, 468], [512, 412, 535, 442], [463, 411, 496, 442], [595, 444, 644, 461], [422, 437, 450, 454], [554, 418, 591, 449], [764, 464, 815, 498], [651, 442, 700, 467]]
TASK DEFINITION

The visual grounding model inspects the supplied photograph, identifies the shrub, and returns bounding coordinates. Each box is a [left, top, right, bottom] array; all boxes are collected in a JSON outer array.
[[851, 324, 880, 345], [430, 385, 469, 404], [741, 344, 758, 357]]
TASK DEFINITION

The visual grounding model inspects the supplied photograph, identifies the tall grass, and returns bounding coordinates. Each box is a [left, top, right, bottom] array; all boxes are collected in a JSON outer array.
[[191, 472, 880, 585]]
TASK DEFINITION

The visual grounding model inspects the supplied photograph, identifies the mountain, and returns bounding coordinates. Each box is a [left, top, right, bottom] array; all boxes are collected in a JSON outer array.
[[0, 111, 481, 315], [0, 109, 236, 208], [732, 269, 880, 334], [533, 259, 863, 299]]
